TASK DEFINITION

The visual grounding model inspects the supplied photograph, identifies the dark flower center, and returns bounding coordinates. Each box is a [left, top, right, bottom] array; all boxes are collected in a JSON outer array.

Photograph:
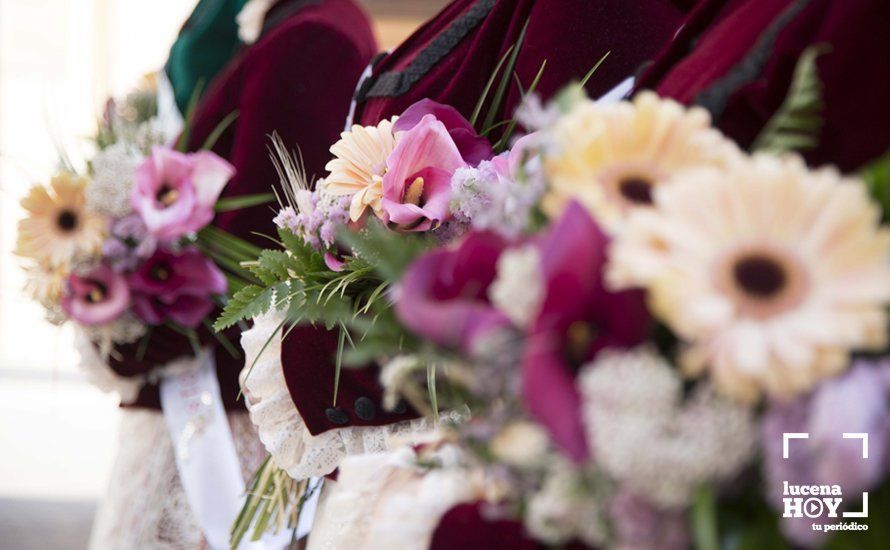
[[618, 177, 654, 205], [86, 281, 107, 303], [156, 184, 180, 207], [150, 263, 171, 281], [564, 321, 597, 368], [57, 210, 78, 232], [733, 255, 786, 299]]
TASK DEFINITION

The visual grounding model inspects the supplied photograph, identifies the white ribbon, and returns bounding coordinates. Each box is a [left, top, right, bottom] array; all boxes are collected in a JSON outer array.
[[155, 70, 185, 142], [161, 351, 282, 550], [597, 76, 636, 105]]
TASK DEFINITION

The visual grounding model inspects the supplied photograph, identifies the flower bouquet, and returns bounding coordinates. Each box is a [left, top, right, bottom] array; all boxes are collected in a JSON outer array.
[[17, 83, 268, 391], [224, 48, 890, 548]]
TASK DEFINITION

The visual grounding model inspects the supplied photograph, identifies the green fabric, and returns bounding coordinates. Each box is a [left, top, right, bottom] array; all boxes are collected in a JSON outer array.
[[165, 0, 250, 114]]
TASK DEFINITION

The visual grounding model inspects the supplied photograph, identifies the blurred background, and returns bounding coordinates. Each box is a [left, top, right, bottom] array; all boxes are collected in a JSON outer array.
[[0, 0, 447, 547]]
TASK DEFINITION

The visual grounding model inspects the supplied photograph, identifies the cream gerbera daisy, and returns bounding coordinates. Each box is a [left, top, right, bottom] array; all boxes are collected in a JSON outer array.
[[23, 263, 68, 307], [324, 118, 398, 222], [608, 155, 890, 402], [543, 91, 740, 230], [16, 173, 106, 267]]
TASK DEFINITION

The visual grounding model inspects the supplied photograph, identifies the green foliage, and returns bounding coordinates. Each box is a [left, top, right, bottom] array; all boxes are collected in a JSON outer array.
[[752, 45, 828, 155], [860, 149, 890, 222], [214, 192, 275, 213], [231, 455, 320, 549], [214, 285, 273, 331]]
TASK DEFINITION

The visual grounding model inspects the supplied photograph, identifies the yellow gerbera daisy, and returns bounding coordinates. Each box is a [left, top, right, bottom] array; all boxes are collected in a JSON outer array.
[[543, 91, 741, 230], [608, 155, 890, 402], [16, 173, 106, 267], [324, 118, 398, 222]]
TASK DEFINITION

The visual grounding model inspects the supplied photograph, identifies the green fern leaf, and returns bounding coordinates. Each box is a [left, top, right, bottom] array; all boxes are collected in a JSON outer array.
[[214, 285, 273, 331], [752, 45, 828, 155]]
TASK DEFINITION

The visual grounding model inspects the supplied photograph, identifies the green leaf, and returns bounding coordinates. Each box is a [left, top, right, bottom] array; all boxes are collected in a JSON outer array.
[[860, 149, 890, 222], [176, 79, 205, 152], [691, 485, 720, 550], [201, 110, 239, 151], [470, 44, 516, 129], [214, 285, 273, 331], [214, 192, 275, 212], [752, 44, 829, 155], [481, 18, 530, 134], [579, 51, 610, 88]]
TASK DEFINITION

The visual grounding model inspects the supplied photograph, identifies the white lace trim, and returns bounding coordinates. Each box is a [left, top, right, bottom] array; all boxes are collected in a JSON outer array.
[[89, 410, 266, 549], [307, 445, 484, 550], [240, 312, 442, 480], [74, 329, 145, 403]]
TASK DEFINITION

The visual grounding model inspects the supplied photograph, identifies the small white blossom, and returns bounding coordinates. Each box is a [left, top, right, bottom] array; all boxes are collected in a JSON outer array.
[[525, 459, 607, 546], [488, 244, 543, 328], [379, 355, 423, 411], [579, 348, 756, 508], [87, 142, 142, 218]]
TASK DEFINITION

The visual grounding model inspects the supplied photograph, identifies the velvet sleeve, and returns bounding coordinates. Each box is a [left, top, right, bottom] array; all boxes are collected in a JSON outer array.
[[213, 19, 375, 243]]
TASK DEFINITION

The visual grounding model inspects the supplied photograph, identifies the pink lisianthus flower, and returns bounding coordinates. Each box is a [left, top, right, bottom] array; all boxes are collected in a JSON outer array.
[[132, 147, 234, 241], [381, 114, 467, 231], [61, 264, 131, 325], [128, 248, 227, 329]]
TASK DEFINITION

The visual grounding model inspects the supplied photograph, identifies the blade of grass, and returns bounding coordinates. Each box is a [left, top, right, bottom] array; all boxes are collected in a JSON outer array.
[[176, 79, 205, 152], [579, 51, 610, 88], [481, 18, 529, 133], [470, 45, 515, 129], [201, 110, 239, 151], [215, 192, 276, 213]]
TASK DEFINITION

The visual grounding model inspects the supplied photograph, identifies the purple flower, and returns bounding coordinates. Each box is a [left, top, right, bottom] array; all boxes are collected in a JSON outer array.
[[132, 147, 234, 241], [450, 133, 545, 237], [609, 488, 689, 550], [128, 248, 227, 328], [762, 360, 890, 545], [522, 202, 649, 462], [395, 231, 512, 352], [102, 214, 158, 272], [62, 264, 130, 325], [382, 114, 467, 231], [394, 99, 493, 165]]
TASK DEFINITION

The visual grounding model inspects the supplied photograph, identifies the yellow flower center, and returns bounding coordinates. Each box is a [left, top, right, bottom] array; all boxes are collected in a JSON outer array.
[[87, 284, 106, 303], [156, 185, 180, 207], [405, 177, 425, 206], [564, 321, 597, 367], [151, 264, 170, 281]]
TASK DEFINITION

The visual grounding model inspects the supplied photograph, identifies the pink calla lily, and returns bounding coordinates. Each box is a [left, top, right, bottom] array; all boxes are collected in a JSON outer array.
[[382, 115, 466, 231]]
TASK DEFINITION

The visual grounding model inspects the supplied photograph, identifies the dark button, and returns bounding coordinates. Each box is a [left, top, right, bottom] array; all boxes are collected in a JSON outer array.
[[325, 407, 349, 425], [354, 397, 376, 421], [392, 400, 408, 414]]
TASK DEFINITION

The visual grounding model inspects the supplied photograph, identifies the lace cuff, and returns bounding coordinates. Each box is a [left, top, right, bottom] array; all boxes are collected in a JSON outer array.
[[240, 312, 438, 480], [75, 329, 145, 403], [74, 329, 206, 404]]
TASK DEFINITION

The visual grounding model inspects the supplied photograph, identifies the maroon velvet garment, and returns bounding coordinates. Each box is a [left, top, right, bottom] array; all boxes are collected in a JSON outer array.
[[282, 0, 689, 437], [355, 0, 688, 127], [638, 0, 890, 172], [110, 0, 376, 411], [430, 503, 591, 549]]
